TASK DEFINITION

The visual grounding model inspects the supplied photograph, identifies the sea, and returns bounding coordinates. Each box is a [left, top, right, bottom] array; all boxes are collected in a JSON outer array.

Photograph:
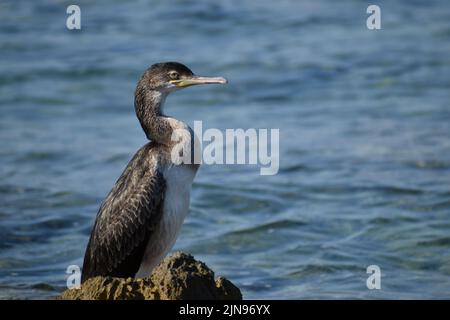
[[0, 0, 449, 299]]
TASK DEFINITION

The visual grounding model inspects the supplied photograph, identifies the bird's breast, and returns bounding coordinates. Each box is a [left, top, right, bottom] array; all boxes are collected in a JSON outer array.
[[162, 164, 197, 227], [135, 164, 197, 278]]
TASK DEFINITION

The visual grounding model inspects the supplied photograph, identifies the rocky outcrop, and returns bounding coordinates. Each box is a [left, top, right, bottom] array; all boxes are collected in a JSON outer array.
[[57, 252, 242, 300]]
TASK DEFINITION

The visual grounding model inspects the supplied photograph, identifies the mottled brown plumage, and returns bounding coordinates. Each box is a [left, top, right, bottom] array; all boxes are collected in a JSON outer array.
[[81, 144, 165, 281], [81, 62, 226, 282]]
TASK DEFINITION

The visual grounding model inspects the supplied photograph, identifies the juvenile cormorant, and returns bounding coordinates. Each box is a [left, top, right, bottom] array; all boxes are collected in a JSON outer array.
[[81, 62, 227, 282]]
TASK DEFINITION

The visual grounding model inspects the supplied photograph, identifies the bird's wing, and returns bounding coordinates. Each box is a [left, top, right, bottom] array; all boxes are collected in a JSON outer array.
[[81, 146, 165, 282]]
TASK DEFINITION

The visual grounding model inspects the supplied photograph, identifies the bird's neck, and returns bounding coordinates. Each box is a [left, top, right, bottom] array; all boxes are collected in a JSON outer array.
[[135, 87, 187, 146]]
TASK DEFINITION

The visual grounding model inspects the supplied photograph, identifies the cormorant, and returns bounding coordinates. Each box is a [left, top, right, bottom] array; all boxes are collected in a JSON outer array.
[[81, 62, 227, 282]]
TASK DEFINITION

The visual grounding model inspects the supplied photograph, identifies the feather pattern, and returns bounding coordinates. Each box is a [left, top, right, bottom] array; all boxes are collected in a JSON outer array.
[[81, 143, 166, 282]]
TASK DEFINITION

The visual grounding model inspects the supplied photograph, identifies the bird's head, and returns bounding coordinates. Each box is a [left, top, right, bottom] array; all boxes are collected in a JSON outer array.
[[141, 62, 227, 93]]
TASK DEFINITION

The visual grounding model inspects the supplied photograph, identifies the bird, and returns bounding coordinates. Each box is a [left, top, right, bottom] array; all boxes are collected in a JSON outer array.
[[81, 62, 227, 282]]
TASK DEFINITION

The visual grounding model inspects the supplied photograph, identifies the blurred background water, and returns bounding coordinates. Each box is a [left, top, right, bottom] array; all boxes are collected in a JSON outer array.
[[0, 0, 449, 299]]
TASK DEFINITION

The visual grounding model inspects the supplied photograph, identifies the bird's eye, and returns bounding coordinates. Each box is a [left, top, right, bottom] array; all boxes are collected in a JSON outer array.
[[168, 71, 179, 80]]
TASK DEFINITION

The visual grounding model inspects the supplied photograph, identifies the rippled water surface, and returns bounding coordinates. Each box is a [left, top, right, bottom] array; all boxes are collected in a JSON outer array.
[[1, 0, 449, 299]]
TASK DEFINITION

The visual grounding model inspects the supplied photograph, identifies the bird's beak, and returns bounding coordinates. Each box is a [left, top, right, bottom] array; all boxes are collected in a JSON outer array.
[[170, 76, 228, 88]]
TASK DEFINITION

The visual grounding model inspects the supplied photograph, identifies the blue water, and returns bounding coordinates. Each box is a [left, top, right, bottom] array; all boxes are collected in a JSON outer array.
[[1, 0, 450, 299]]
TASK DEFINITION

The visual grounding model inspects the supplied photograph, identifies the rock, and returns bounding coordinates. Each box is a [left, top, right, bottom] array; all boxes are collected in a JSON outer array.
[[57, 252, 242, 300]]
